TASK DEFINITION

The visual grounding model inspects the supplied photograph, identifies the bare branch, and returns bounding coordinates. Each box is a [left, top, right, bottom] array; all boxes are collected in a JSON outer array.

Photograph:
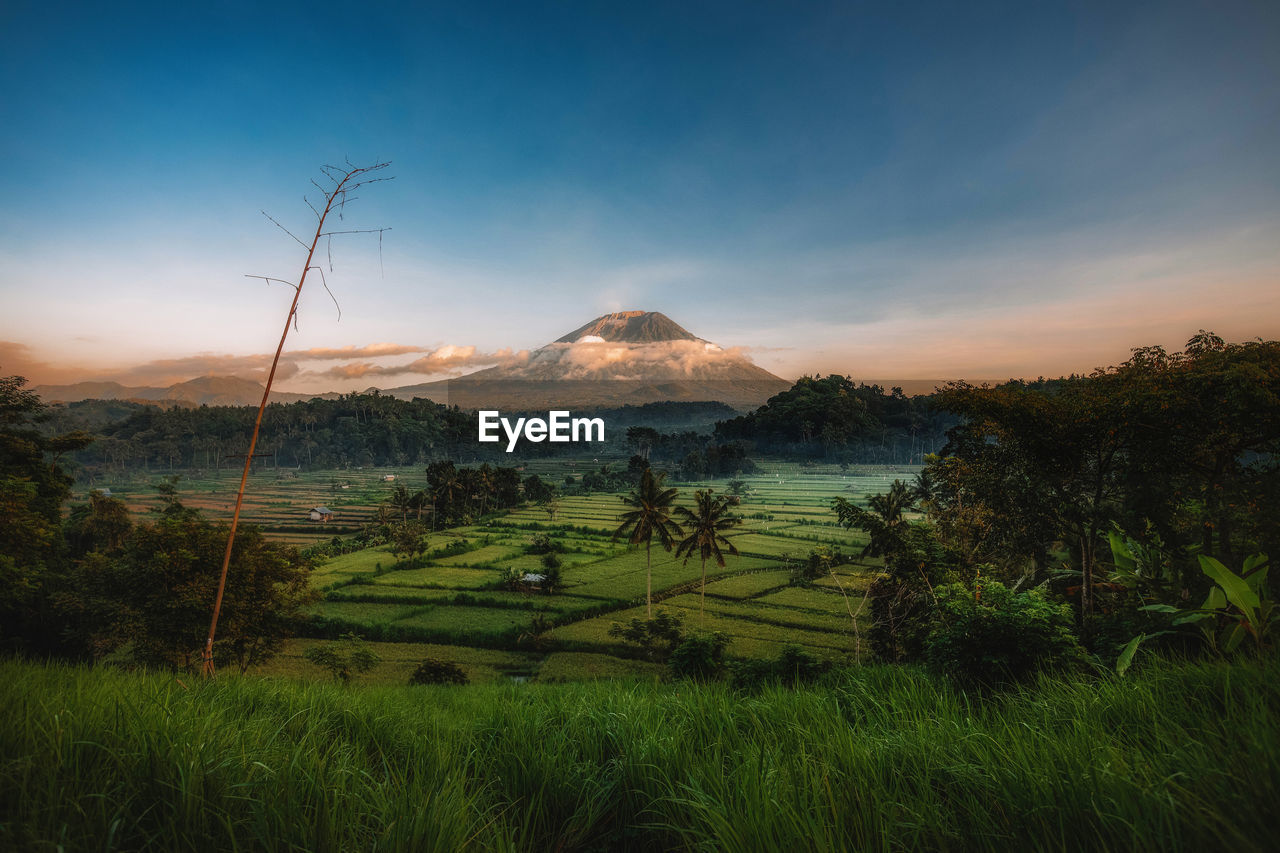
[[260, 211, 309, 250], [319, 227, 393, 237], [347, 175, 395, 190], [245, 274, 299, 292], [308, 265, 342, 321], [208, 159, 393, 679]]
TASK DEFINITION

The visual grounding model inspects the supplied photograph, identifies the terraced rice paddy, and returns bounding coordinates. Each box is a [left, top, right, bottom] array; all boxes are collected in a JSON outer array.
[[143, 460, 917, 680], [80, 465, 438, 545]]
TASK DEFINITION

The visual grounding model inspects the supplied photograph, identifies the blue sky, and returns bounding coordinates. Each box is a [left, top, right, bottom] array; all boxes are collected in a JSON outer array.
[[2, 0, 1277, 390]]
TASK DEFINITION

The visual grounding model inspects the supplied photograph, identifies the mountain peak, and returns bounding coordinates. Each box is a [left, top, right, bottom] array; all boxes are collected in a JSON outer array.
[[554, 311, 702, 344]]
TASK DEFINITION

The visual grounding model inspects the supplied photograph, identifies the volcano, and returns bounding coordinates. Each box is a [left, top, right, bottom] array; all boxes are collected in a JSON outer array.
[[384, 311, 789, 410], [553, 310, 703, 344]]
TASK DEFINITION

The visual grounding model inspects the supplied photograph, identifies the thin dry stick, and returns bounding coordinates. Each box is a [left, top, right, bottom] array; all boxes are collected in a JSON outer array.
[[826, 562, 865, 657], [201, 161, 391, 678]]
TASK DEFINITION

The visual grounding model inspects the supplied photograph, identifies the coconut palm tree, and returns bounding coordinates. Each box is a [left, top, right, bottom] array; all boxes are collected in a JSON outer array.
[[675, 490, 742, 625], [387, 483, 415, 523], [833, 478, 916, 558], [613, 468, 683, 618], [428, 463, 463, 525]]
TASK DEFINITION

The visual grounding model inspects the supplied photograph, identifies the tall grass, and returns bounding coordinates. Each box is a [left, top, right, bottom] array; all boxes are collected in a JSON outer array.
[[2, 656, 1277, 851]]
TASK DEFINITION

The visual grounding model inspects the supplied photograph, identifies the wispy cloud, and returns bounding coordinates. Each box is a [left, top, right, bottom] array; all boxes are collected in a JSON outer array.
[[307, 346, 530, 380], [288, 343, 431, 360], [4, 341, 465, 390], [0, 341, 87, 385]]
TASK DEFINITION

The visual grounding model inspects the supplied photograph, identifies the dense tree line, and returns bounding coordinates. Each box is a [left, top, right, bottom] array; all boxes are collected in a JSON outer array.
[[623, 426, 755, 478], [713, 375, 957, 463], [837, 332, 1279, 680], [45, 397, 753, 478], [53, 393, 477, 476]]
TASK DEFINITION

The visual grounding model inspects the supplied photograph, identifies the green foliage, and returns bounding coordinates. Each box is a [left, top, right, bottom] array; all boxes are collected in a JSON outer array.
[[543, 496, 561, 521], [1114, 633, 1155, 677], [388, 521, 429, 562], [522, 473, 556, 504], [674, 489, 742, 623], [304, 632, 380, 683], [714, 374, 878, 453], [538, 562, 563, 594], [68, 490, 317, 672], [1086, 527, 1194, 670], [1106, 527, 1177, 601], [5, 656, 1280, 851], [729, 645, 832, 690], [789, 545, 851, 585], [867, 522, 959, 662], [64, 492, 134, 557], [498, 566, 524, 592], [1142, 553, 1274, 656], [613, 467, 683, 617], [407, 657, 469, 686], [774, 645, 831, 682], [925, 582, 1087, 688], [929, 334, 1280, 616], [417, 460, 524, 527], [833, 479, 915, 558], [608, 610, 685, 662], [668, 632, 729, 681], [0, 375, 93, 649], [526, 533, 561, 555]]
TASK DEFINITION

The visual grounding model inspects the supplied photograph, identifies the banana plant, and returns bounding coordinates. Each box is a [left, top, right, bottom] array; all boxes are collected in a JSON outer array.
[[1142, 553, 1272, 656], [1107, 528, 1176, 603], [1106, 530, 1180, 674]]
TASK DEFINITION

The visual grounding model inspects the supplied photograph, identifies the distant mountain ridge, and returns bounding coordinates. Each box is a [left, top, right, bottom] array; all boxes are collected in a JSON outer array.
[[35, 376, 326, 407], [35, 311, 791, 411]]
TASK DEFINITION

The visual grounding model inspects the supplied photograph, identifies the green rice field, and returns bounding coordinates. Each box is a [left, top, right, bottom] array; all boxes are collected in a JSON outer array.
[[121, 460, 918, 681]]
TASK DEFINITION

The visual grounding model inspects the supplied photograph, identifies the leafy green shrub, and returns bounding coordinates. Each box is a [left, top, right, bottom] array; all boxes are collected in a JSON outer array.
[[608, 611, 685, 662], [389, 522, 429, 562], [727, 657, 774, 689], [867, 523, 960, 662], [539, 563, 563, 594], [788, 546, 851, 586], [1138, 553, 1274, 658], [729, 645, 832, 690], [303, 632, 380, 683], [498, 566, 524, 591], [526, 534, 563, 555], [408, 658, 469, 686], [925, 582, 1086, 687], [775, 646, 831, 683], [668, 633, 729, 681]]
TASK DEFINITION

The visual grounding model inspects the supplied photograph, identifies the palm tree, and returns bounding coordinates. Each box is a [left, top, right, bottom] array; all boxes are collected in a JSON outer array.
[[833, 479, 915, 558], [429, 464, 462, 525], [675, 489, 742, 625], [613, 468, 683, 618], [387, 483, 415, 523]]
